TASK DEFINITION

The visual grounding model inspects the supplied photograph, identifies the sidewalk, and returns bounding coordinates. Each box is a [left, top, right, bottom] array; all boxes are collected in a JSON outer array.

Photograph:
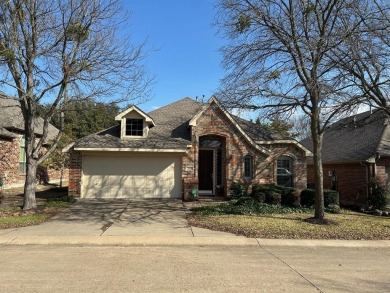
[[1, 198, 389, 247]]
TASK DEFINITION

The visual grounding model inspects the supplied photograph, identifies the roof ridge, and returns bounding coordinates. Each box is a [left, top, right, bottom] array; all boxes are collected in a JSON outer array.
[[147, 97, 201, 115]]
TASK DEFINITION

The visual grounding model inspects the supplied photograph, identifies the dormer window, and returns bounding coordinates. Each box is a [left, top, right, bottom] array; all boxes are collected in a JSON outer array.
[[115, 105, 155, 139], [126, 118, 143, 136]]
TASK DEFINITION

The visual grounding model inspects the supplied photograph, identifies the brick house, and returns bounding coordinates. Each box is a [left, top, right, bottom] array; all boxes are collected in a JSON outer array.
[[0, 94, 66, 189], [301, 109, 390, 206], [68, 97, 311, 199]]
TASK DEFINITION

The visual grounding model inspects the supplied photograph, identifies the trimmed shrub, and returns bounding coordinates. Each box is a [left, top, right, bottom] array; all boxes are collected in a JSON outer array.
[[229, 182, 247, 198], [281, 187, 301, 208], [300, 189, 315, 207], [326, 204, 341, 214], [265, 191, 282, 205], [324, 190, 339, 206], [300, 189, 340, 207]]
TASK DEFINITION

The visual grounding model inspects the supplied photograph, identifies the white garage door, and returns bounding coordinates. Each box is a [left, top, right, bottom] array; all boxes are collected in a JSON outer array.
[[82, 155, 182, 199]]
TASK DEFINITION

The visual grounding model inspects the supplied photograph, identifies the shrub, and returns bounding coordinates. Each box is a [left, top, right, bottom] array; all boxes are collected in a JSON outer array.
[[300, 189, 339, 207], [300, 189, 315, 206], [326, 204, 341, 214], [324, 190, 339, 206], [229, 182, 247, 198], [265, 191, 281, 205], [368, 179, 389, 210], [281, 187, 300, 207]]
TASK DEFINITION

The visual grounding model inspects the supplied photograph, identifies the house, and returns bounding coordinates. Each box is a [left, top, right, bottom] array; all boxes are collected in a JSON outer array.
[[300, 109, 390, 206], [0, 93, 64, 188], [68, 97, 311, 199]]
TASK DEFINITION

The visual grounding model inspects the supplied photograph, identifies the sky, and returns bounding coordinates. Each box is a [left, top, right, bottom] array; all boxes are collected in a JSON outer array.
[[126, 0, 226, 112]]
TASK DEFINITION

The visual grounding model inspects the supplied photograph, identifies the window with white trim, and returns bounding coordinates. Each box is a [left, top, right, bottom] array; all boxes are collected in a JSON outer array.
[[125, 118, 143, 136], [244, 155, 253, 179], [277, 156, 293, 187]]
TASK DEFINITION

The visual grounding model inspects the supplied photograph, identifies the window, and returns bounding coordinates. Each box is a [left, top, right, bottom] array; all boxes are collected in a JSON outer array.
[[125, 119, 143, 136], [277, 156, 293, 187], [244, 155, 253, 179], [19, 136, 26, 174]]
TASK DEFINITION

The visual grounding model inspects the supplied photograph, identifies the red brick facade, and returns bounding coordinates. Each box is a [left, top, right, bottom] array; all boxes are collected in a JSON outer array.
[[181, 102, 307, 200], [306, 158, 390, 206], [0, 132, 68, 188], [68, 148, 82, 196]]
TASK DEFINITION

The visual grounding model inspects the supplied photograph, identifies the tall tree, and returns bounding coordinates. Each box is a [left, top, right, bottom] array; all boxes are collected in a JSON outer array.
[[0, 0, 153, 210], [330, 0, 390, 114], [215, 0, 381, 220]]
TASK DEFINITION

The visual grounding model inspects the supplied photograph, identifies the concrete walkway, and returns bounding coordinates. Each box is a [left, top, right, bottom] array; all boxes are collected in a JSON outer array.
[[0, 199, 389, 247]]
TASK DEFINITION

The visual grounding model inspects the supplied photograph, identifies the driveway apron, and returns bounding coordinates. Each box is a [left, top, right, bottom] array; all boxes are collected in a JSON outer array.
[[0, 199, 194, 237]]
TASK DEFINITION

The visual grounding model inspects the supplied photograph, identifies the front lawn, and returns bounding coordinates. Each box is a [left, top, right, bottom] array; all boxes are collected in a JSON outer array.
[[0, 185, 74, 229], [188, 200, 390, 239]]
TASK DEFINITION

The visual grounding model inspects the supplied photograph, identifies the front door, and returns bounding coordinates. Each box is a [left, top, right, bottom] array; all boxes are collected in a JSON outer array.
[[198, 149, 214, 193]]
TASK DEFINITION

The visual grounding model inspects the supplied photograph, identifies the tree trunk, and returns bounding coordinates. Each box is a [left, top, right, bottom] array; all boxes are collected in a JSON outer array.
[[23, 156, 38, 210], [311, 119, 324, 220]]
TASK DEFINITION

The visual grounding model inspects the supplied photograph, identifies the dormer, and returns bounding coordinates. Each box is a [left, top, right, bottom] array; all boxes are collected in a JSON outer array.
[[115, 105, 155, 139]]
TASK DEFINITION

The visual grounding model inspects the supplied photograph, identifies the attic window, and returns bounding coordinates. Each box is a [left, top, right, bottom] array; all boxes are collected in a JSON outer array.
[[126, 119, 143, 136]]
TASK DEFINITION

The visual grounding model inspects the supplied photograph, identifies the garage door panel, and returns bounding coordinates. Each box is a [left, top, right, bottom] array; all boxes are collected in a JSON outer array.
[[82, 155, 181, 199]]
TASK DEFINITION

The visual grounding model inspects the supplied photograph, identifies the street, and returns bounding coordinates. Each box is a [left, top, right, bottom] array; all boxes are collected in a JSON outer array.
[[0, 244, 389, 292]]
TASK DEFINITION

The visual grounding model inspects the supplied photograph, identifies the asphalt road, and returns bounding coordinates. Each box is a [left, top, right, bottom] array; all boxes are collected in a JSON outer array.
[[0, 244, 389, 292]]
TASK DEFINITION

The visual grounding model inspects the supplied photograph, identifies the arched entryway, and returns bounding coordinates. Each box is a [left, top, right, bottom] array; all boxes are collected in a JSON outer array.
[[198, 135, 226, 196]]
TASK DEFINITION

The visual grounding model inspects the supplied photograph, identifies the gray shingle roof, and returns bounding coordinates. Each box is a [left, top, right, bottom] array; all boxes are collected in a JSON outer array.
[[74, 97, 279, 150], [300, 109, 389, 162], [0, 127, 17, 138], [0, 93, 59, 142]]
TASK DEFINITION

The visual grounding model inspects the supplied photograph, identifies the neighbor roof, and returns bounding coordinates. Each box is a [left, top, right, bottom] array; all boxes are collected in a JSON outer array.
[[0, 92, 59, 142], [300, 109, 390, 163], [74, 97, 280, 151]]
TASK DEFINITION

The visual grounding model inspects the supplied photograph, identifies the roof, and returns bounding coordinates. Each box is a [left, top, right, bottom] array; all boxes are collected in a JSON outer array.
[[115, 105, 155, 127], [0, 127, 17, 139], [0, 93, 59, 142], [74, 97, 304, 152], [300, 109, 390, 163]]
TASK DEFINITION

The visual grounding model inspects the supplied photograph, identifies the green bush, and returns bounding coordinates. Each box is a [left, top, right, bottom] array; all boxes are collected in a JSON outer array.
[[266, 191, 281, 205], [300, 189, 315, 206], [229, 182, 247, 198], [368, 180, 389, 210], [281, 187, 300, 207], [324, 190, 339, 206], [326, 204, 341, 214], [300, 189, 339, 207]]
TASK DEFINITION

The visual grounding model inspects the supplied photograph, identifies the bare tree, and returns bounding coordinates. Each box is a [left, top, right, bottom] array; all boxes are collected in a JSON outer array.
[[215, 0, 381, 221], [0, 0, 153, 210], [330, 0, 390, 114]]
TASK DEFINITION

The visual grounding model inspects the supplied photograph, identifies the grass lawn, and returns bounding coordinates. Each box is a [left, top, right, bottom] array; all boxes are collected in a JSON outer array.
[[188, 201, 390, 240], [0, 184, 74, 229]]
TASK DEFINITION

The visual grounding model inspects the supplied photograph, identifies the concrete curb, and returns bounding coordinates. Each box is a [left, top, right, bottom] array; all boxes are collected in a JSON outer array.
[[1, 235, 389, 247]]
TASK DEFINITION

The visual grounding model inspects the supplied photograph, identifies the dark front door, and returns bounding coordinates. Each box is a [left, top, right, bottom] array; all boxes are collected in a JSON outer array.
[[199, 149, 214, 191]]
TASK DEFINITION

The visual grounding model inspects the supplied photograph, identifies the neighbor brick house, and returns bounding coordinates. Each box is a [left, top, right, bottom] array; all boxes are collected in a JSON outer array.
[[0, 93, 66, 188], [301, 109, 390, 206], [68, 97, 311, 199]]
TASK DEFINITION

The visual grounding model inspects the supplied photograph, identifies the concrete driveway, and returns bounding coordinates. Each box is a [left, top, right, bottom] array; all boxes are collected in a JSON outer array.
[[0, 199, 239, 238]]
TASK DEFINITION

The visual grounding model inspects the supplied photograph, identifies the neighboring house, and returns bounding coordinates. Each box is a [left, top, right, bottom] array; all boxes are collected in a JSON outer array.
[[301, 109, 390, 206], [0, 93, 65, 188], [68, 97, 311, 199]]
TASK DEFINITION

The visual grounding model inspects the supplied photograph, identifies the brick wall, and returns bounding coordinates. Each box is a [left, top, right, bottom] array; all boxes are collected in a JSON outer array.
[[307, 163, 371, 206], [68, 148, 82, 196], [0, 135, 22, 186], [0, 133, 68, 189], [182, 102, 307, 199]]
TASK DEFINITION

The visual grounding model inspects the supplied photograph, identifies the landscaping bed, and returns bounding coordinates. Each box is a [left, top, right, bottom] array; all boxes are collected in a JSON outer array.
[[0, 184, 74, 229], [188, 183, 390, 240]]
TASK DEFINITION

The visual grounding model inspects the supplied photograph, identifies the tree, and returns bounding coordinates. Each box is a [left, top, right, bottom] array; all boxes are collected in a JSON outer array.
[[330, 0, 390, 114], [215, 0, 382, 220], [0, 0, 153, 210]]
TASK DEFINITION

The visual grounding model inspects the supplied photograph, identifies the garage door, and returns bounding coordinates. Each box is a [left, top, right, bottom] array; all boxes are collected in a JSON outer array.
[[82, 155, 182, 199]]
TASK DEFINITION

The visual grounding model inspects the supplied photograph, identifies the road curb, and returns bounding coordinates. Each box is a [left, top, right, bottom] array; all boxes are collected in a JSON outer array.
[[1, 236, 389, 247]]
